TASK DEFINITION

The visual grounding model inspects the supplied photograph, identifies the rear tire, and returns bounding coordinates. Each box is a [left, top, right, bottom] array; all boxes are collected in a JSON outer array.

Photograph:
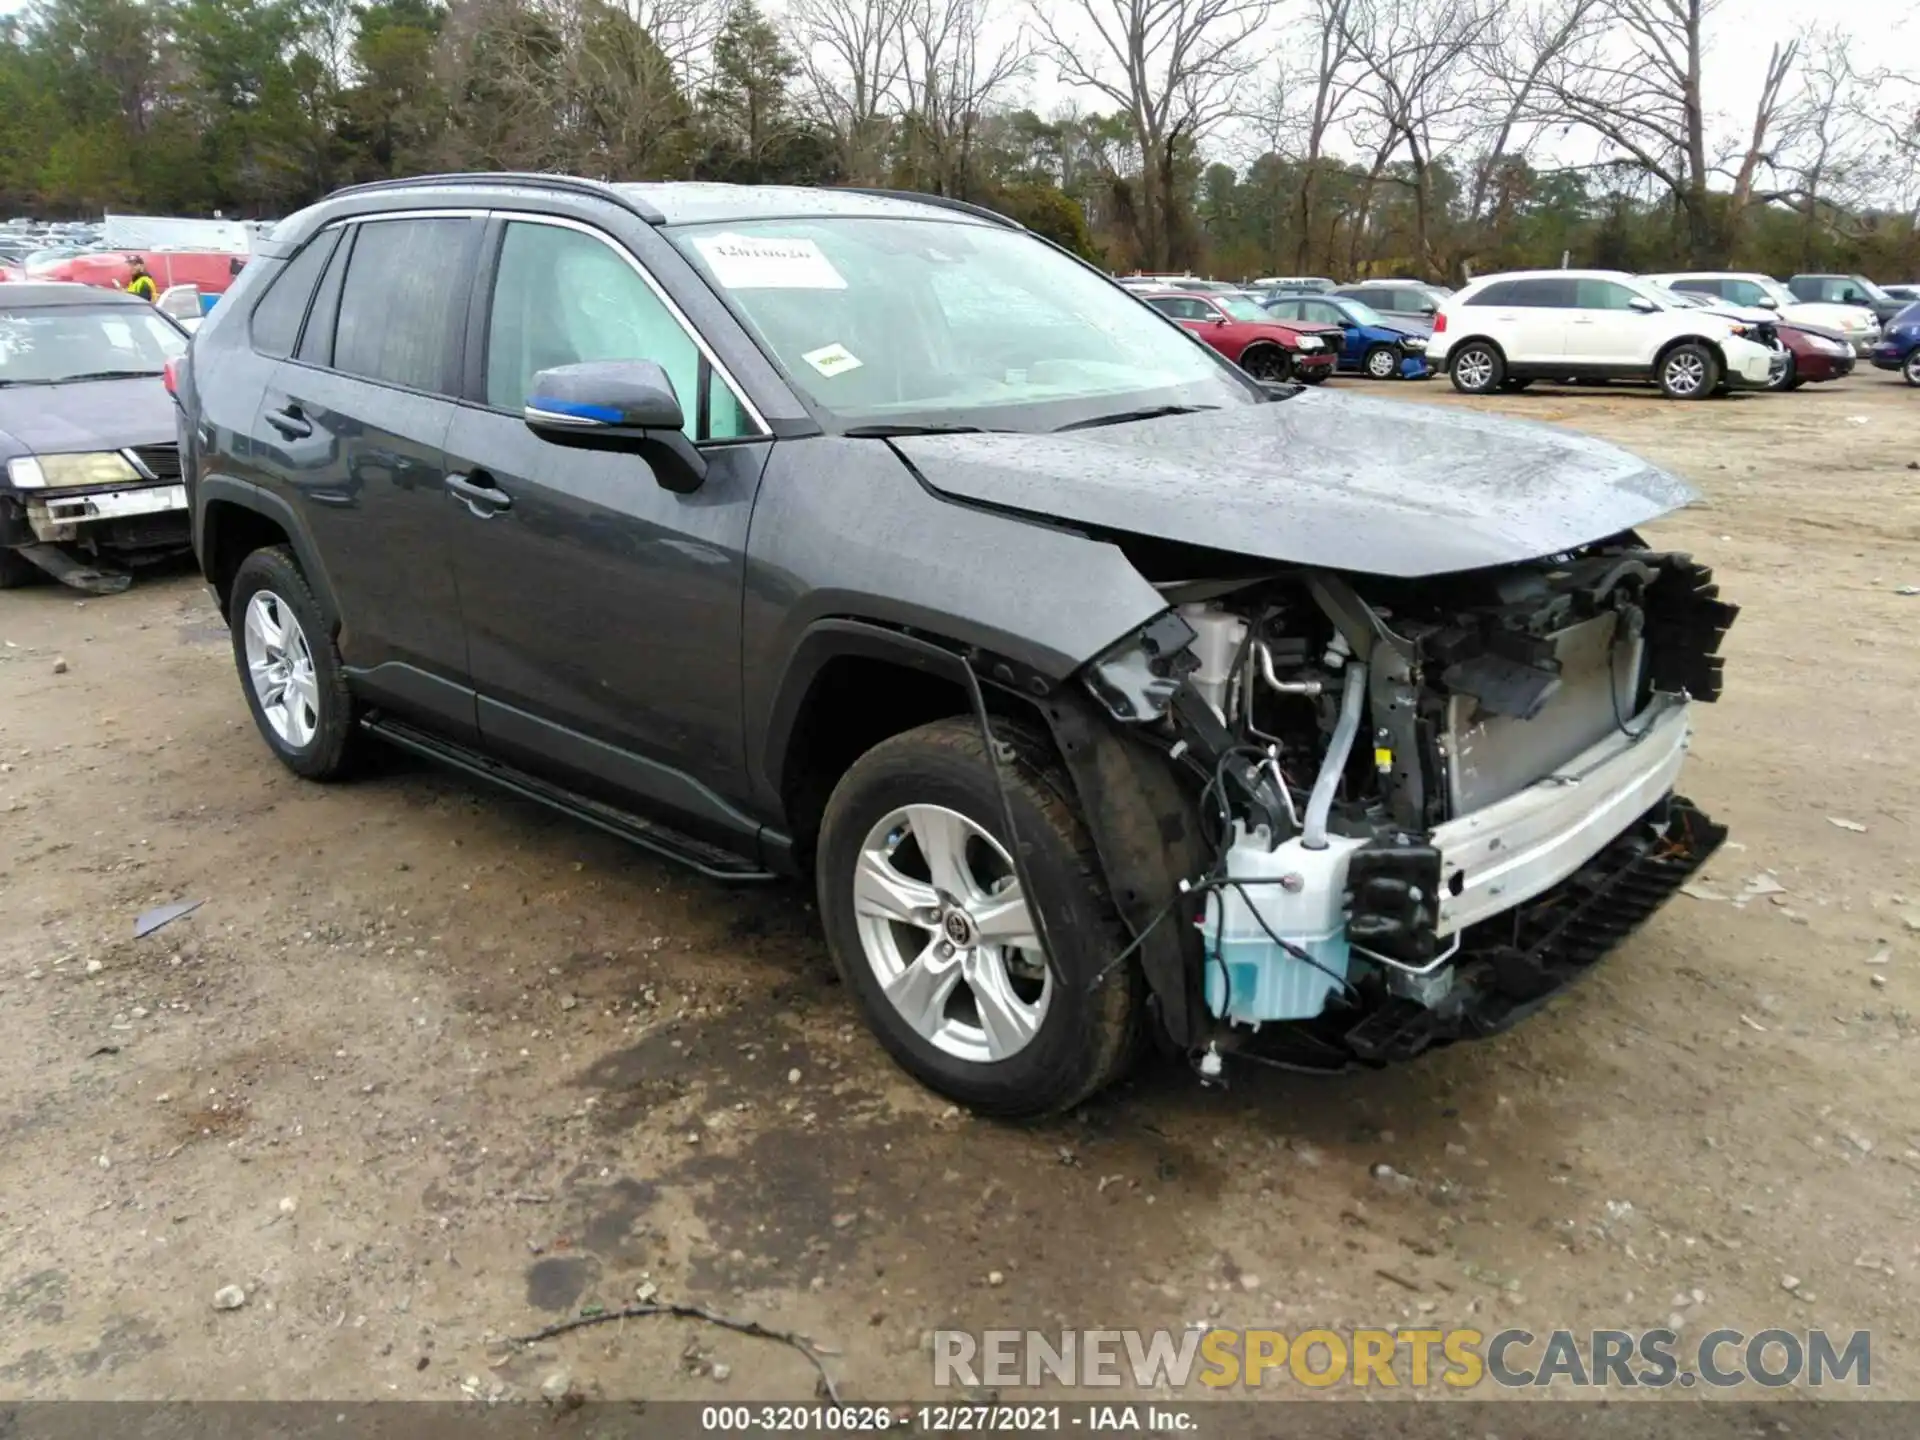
[[1448, 341, 1504, 394], [816, 718, 1140, 1118], [1363, 343, 1400, 380], [1658, 342, 1719, 400], [228, 546, 359, 781], [1904, 348, 1920, 387]]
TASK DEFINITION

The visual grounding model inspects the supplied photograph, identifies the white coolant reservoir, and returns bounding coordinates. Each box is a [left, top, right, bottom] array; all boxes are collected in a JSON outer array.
[[1178, 603, 1247, 721], [1200, 824, 1367, 1024]]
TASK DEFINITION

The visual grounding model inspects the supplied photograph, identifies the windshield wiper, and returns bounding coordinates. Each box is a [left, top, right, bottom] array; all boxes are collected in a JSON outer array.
[[1055, 404, 1220, 431], [57, 369, 166, 383], [840, 423, 995, 437]]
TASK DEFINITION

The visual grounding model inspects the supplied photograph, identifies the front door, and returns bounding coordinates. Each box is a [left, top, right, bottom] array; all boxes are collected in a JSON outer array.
[[253, 215, 482, 740], [439, 216, 773, 847], [1563, 276, 1653, 366]]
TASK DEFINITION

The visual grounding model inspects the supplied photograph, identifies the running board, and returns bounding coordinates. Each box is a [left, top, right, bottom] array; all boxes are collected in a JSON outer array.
[[360, 714, 778, 882]]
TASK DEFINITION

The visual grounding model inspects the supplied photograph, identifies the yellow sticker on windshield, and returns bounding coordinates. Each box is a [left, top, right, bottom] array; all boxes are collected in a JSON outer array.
[[802, 343, 863, 378]]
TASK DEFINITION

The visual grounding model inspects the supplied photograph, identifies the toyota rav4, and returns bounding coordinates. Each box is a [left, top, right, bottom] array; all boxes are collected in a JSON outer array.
[[176, 176, 1735, 1116]]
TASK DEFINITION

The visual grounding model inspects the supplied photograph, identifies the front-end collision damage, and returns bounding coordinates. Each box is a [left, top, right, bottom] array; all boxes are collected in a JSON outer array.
[[1036, 543, 1737, 1075]]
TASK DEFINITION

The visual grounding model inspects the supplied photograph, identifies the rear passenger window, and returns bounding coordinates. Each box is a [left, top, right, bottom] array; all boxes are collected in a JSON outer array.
[[485, 221, 753, 441], [248, 229, 340, 359], [332, 218, 474, 393], [1467, 281, 1517, 306], [1509, 278, 1575, 307]]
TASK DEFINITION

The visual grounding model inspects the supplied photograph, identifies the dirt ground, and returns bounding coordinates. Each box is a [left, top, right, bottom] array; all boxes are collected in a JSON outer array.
[[1, 369, 1917, 1407]]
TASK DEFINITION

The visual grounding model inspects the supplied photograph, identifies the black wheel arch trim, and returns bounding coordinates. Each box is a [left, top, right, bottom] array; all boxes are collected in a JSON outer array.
[[761, 615, 1206, 1051], [195, 474, 342, 627]]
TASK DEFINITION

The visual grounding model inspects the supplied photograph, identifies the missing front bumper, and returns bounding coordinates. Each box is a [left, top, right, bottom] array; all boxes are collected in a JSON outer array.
[[1341, 794, 1724, 1062]]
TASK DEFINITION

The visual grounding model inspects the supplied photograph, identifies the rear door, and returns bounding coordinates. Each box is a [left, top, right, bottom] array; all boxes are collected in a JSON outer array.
[[256, 213, 482, 739], [437, 214, 774, 847]]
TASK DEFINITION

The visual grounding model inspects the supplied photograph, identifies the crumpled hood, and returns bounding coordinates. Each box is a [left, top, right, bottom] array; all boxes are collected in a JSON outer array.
[[0, 377, 175, 459], [894, 389, 1697, 578]]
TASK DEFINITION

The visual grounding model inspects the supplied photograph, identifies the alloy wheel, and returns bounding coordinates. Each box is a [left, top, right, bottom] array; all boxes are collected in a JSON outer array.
[[851, 804, 1051, 1063], [1454, 348, 1494, 390], [1664, 351, 1707, 396], [243, 590, 320, 748], [1906, 349, 1920, 386]]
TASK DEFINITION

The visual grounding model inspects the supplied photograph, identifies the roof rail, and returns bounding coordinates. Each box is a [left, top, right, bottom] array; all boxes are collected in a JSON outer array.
[[835, 188, 1022, 229], [325, 172, 667, 224]]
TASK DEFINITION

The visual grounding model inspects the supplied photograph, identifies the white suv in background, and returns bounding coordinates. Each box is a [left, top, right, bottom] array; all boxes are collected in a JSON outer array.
[[1646, 271, 1881, 354], [1430, 270, 1777, 399]]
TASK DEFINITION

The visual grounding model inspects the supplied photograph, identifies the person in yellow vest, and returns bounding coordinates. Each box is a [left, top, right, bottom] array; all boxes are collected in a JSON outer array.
[[125, 258, 157, 301]]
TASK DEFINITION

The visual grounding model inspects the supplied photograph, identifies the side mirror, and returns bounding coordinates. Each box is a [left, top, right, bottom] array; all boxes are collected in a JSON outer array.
[[524, 360, 708, 495], [1629, 295, 1659, 313], [1755, 295, 1779, 310], [1419, 303, 1437, 316], [157, 285, 202, 324], [1212, 313, 1230, 325]]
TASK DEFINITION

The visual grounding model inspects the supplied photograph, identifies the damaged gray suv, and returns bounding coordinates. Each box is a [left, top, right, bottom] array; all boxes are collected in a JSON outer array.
[[176, 175, 1734, 1116]]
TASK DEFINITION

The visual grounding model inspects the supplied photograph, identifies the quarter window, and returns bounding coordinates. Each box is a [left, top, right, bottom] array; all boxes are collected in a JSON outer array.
[[249, 228, 340, 359], [332, 218, 473, 393], [484, 221, 752, 442]]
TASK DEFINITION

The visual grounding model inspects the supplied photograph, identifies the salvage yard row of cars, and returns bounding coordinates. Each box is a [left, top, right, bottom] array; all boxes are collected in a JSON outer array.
[[0, 177, 1913, 1120], [1120, 266, 1920, 394]]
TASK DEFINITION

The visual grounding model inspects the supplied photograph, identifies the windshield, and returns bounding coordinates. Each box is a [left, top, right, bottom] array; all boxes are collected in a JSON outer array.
[[0, 306, 186, 385], [667, 217, 1256, 430], [1336, 299, 1385, 326], [1216, 295, 1272, 322], [1851, 276, 1893, 303]]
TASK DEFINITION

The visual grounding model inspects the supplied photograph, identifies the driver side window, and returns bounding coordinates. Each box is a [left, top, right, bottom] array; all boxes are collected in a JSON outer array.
[[485, 221, 752, 441], [1574, 278, 1641, 310]]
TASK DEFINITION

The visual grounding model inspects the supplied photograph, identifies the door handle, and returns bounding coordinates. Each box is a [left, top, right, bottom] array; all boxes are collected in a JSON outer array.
[[445, 472, 512, 517], [1571, 318, 1596, 325], [264, 405, 311, 439]]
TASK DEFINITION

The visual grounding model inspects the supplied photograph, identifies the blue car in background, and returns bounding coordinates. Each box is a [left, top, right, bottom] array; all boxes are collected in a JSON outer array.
[[1869, 301, 1920, 386], [1258, 292, 1431, 379]]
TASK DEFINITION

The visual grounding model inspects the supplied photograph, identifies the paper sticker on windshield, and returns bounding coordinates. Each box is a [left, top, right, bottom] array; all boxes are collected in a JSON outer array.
[[802, 343, 863, 378], [692, 233, 846, 290]]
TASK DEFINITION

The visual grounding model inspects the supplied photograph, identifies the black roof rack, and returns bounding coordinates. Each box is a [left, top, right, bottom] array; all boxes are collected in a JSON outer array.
[[835, 188, 1022, 230], [326, 172, 667, 224]]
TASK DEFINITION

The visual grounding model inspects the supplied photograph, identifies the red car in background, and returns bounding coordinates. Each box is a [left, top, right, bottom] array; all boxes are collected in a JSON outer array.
[[1768, 320, 1855, 389], [1141, 289, 1340, 384], [34, 249, 245, 296]]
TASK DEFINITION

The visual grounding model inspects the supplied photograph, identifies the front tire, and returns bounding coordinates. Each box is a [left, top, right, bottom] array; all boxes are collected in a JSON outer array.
[[0, 546, 44, 590], [228, 546, 358, 780], [1363, 343, 1401, 380], [1768, 351, 1797, 392], [816, 719, 1139, 1118], [1448, 341, 1503, 394], [1239, 345, 1290, 383], [1658, 342, 1719, 400], [1905, 349, 1920, 387]]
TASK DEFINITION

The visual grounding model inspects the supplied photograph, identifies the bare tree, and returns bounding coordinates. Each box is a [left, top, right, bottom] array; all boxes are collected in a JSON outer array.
[[1525, 0, 1722, 262], [1468, 0, 1597, 226], [1524, 0, 1817, 265], [1029, 0, 1278, 269], [1336, 0, 1499, 274], [1285, 0, 1365, 272], [899, 0, 1031, 197], [789, 0, 910, 183]]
